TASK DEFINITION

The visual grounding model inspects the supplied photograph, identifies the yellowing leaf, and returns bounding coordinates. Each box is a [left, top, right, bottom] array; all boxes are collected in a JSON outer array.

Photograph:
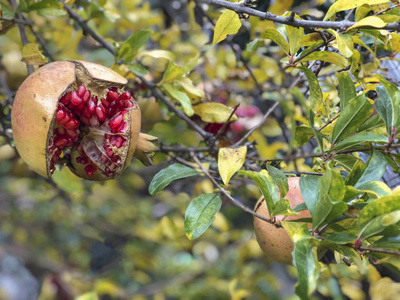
[[328, 30, 354, 58], [324, 0, 389, 21], [390, 33, 400, 54], [218, 146, 247, 186], [261, 28, 290, 55], [348, 16, 387, 30], [193, 103, 237, 123], [21, 43, 48, 65], [213, 9, 242, 45]]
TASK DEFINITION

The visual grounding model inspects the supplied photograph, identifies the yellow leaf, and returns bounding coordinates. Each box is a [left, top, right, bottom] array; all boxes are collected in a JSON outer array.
[[193, 103, 238, 123], [348, 16, 387, 30], [218, 146, 247, 186], [213, 9, 242, 45], [328, 30, 354, 58], [21, 43, 48, 65], [390, 33, 400, 54], [324, 0, 389, 21]]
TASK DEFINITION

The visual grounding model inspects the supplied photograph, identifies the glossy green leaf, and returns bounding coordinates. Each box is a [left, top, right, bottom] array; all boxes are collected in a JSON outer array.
[[295, 126, 314, 146], [313, 194, 348, 230], [149, 164, 199, 195], [285, 22, 304, 55], [358, 114, 385, 132], [324, 233, 357, 244], [343, 181, 391, 202], [358, 195, 400, 234], [128, 64, 149, 76], [324, 0, 389, 21], [298, 51, 349, 69], [337, 71, 356, 110], [162, 83, 194, 116], [239, 170, 279, 213], [333, 154, 361, 172], [267, 165, 288, 198], [185, 193, 222, 240], [272, 199, 299, 217], [299, 175, 320, 218], [331, 94, 373, 145], [332, 132, 388, 152], [375, 77, 400, 134], [359, 210, 400, 240], [162, 54, 199, 83], [371, 235, 400, 249], [213, 9, 242, 45], [293, 237, 319, 299], [298, 66, 322, 111], [117, 30, 152, 63], [261, 28, 290, 55], [354, 149, 387, 188]]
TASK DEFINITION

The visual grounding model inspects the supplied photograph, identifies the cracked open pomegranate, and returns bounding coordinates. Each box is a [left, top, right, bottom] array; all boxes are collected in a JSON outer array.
[[11, 60, 157, 180], [254, 177, 311, 264]]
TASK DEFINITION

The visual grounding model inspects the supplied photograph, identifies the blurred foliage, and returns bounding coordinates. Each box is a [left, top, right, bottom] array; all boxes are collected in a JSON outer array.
[[1, 0, 400, 299]]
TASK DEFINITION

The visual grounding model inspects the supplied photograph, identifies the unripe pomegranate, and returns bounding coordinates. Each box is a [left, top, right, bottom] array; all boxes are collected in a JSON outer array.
[[11, 61, 157, 180], [254, 177, 311, 264]]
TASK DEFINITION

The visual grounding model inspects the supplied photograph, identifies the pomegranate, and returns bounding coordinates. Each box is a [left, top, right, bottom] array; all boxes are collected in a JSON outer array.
[[11, 60, 157, 180], [253, 177, 311, 264]]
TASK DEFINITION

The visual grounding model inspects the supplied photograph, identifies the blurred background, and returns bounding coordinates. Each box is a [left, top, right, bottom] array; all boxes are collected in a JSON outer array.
[[1, 0, 400, 299]]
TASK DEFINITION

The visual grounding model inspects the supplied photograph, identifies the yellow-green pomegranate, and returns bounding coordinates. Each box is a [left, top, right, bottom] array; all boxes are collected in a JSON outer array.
[[11, 60, 157, 180]]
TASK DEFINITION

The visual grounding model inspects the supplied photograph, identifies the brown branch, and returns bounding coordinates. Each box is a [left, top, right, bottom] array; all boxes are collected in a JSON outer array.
[[190, 152, 275, 224], [199, 0, 400, 31]]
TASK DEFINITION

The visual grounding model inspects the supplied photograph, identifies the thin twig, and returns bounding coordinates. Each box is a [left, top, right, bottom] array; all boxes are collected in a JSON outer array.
[[199, 0, 400, 31], [190, 152, 275, 224], [209, 104, 240, 146], [232, 101, 279, 147]]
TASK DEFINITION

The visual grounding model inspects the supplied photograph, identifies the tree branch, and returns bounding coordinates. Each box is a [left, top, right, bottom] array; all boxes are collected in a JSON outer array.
[[198, 0, 400, 31]]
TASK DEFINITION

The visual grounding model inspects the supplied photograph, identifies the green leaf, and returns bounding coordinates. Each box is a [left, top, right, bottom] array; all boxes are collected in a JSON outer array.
[[354, 149, 387, 188], [324, 233, 357, 244], [261, 28, 290, 55], [239, 170, 279, 214], [162, 83, 194, 116], [218, 146, 247, 186], [343, 181, 391, 202], [213, 9, 242, 45], [332, 132, 388, 152], [193, 103, 237, 123], [299, 175, 320, 218], [117, 30, 152, 63], [371, 235, 400, 249], [333, 154, 361, 172], [285, 22, 304, 55], [375, 77, 400, 134], [149, 164, 199, 195], [358, 195, 400, 234], [128, 64, 149, 77], [312, 166, 347, 230], [324, 0, 389, 21], [22, 0, 65, 16], [298, 66, 322, 111], [298, 51, 349, 69], [309, 110, 325, 153], [245, 38, 262, 52], [162, 54, 199, 83], [272, 199, 299, 217], [331, 94, 373, 145], [359, 210, 400, 240], [357, 114, 385, 132], [337, 71, 356, 110], [267, 165, 288, 198], [295, 126, 314, 146], [293, 237, 320, 299], [313, 194, 348, 230], [185, 193, 222, 240]]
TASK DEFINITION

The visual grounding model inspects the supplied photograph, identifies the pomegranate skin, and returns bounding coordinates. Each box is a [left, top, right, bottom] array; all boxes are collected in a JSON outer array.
[[11, 60, 144, 180], [254, 177, 311, 264]]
